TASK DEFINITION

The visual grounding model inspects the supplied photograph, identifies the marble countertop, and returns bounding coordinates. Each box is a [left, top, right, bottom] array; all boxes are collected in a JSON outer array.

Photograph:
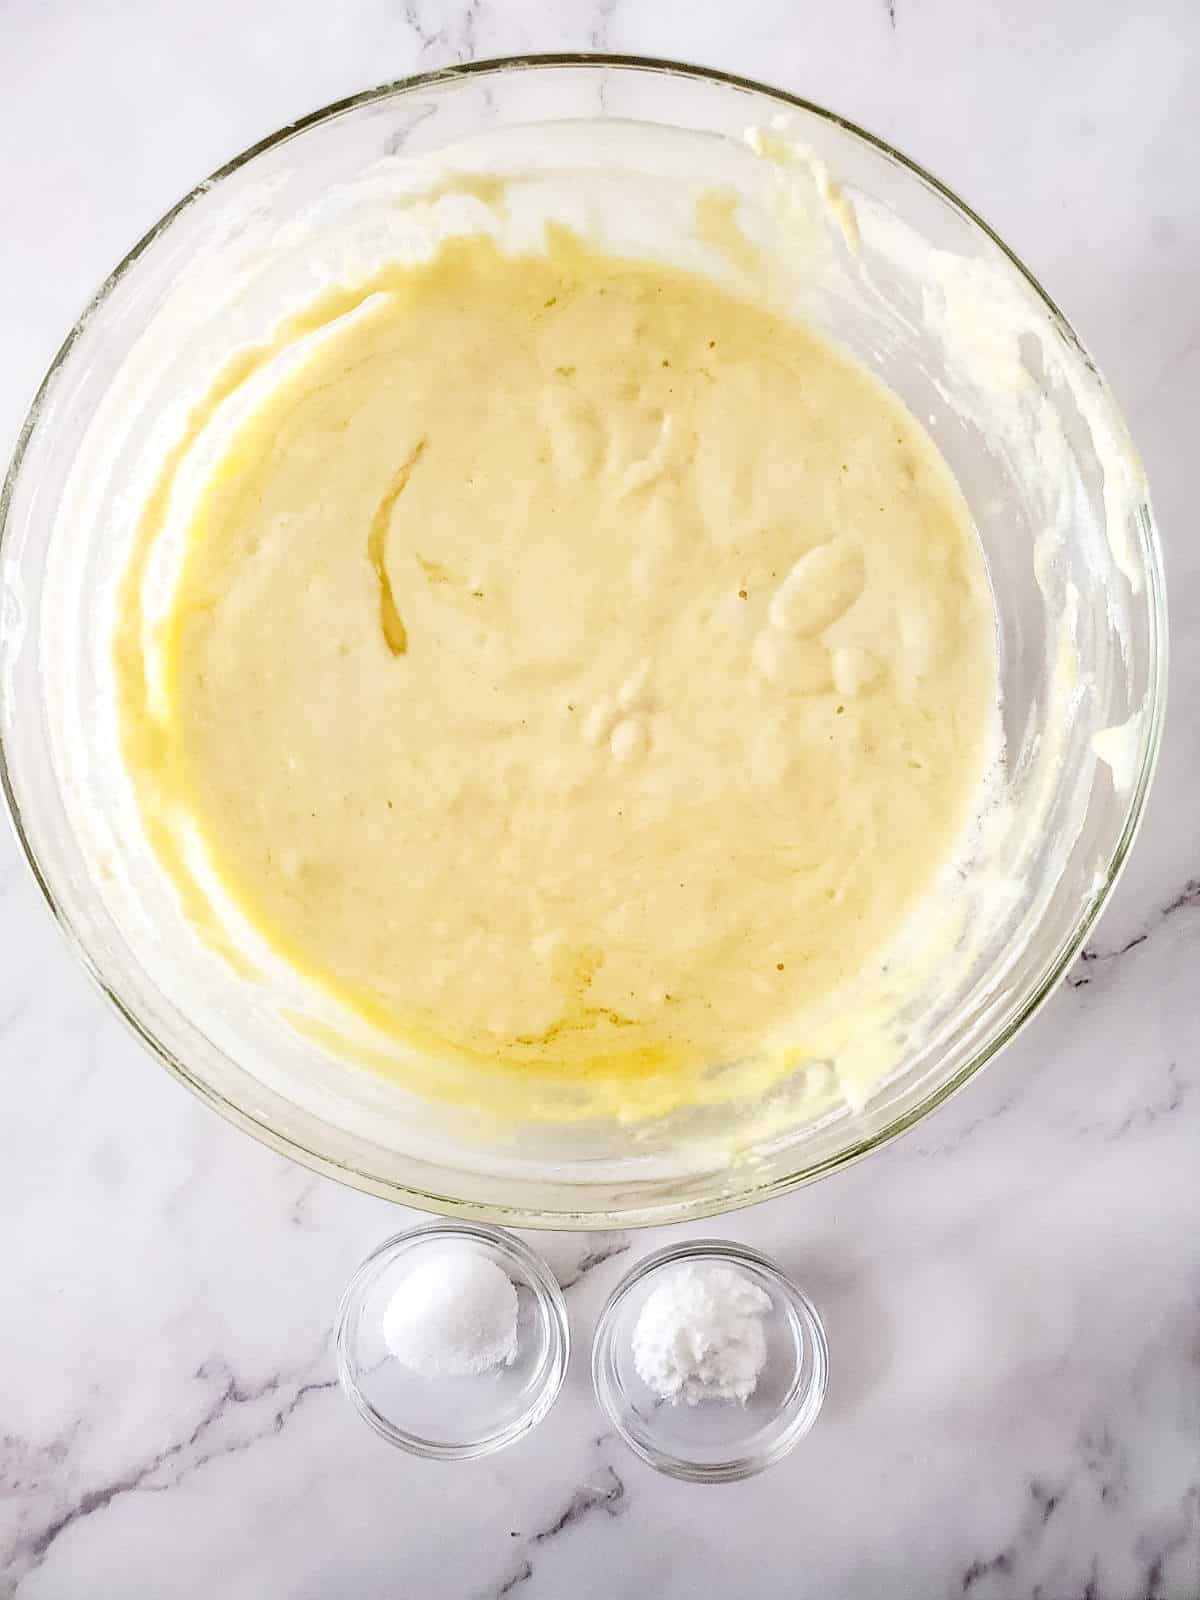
[[2, 2, 1198, 1595]]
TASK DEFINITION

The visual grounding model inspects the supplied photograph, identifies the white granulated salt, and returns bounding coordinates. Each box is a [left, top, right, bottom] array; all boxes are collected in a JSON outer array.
[[632, 1261, 772, 1405], [382, 1246, 519, 1378]]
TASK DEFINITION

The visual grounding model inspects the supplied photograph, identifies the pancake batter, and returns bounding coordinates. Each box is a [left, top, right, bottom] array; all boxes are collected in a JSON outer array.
[[117, 228, 996, 1111]]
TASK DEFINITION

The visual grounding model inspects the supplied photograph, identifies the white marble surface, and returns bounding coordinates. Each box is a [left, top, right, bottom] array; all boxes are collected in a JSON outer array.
[[2, 2, 1198, 1595]]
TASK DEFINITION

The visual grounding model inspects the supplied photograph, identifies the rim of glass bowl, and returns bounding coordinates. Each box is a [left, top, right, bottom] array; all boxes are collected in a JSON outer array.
[[0, 55, 1168, 1229]]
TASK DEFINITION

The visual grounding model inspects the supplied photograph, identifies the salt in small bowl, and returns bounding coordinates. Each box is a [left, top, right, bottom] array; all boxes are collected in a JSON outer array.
[[336, 1220, 568, 1459]]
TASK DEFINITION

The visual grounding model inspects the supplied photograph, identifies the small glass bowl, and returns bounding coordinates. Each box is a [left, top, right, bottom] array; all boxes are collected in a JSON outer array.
[[335, 1221, 568, 1459], [592, 1240, 828, 1482]]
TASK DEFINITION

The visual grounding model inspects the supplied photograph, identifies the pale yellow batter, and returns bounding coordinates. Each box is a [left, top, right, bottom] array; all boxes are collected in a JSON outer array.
[[117, 228, 996, 1115]]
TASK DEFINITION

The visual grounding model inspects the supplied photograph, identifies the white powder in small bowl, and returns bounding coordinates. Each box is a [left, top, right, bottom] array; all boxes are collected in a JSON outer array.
[[632, 1260, 772, 1405], [382, 1246, 519, 1378]]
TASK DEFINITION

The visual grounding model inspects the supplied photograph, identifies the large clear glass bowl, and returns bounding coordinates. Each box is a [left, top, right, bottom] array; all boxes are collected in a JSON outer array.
[[0, 58, 1166, 1226]]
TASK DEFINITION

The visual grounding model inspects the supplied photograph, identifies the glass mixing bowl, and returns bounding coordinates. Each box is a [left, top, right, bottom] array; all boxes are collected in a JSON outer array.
[[0, 57, 1165, 1226]]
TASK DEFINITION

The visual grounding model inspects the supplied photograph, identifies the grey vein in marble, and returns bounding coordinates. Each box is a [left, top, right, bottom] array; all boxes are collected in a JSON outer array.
[[481, 1452, 628, 1600], [1069, 874, 1200, 988], [558, 1232, 632, 1291], [4, 1358, 338, 1596], [401, 0, 484, 66]]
